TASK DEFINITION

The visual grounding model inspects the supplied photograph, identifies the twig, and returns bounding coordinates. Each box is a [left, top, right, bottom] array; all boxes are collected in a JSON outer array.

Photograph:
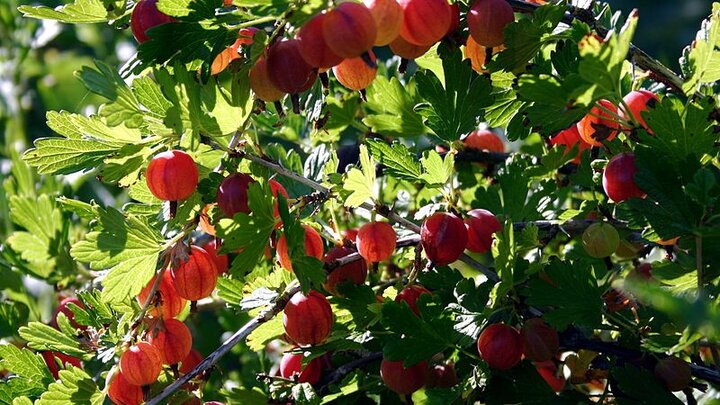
[[316, 352, 383, 395], [145, 282, 302, 405], [324, 236, 421, 271]]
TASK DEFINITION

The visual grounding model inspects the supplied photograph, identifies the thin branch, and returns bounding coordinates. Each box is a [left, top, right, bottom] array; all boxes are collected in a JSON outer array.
[[316, 352, 383, 395]]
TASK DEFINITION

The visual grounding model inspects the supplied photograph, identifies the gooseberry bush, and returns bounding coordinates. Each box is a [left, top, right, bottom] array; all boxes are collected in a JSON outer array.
[[1, 0, 720, 403]]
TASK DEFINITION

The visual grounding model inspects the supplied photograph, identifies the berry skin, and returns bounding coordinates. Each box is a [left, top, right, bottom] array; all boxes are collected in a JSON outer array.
[[269, 179, 290, 220], [137, 270, 187, 319], [51, 297, 85, 330], [468, 0, 515, 47], [356, 221, 397, 263], [398, 0, 452, 46], [619, 90, 659, 132], [333, 51, 378, 91], [216, 173, 256, 218], [602, 153, 646, 203], [380, 359, 428, 395], [180, 349, 203, 374], [464, 209, 501, 253], [148, 319, 193, 365], [42, 351, 82, 379], [446, 3, 460, 35], [171, 246, 218, 301], [131, 0, 176, 44], [576, 99, 619, 147], [323, 246, 368, 296], [465, 129, 505, 153], [296, 13, 344, 69], [421, 212, 468, 266], [520, 318, 559, 362], [199, 204, 217, 236], [145, 150, 199, 201], [477, 323, 524, 370], [276, 224, 324, 272], [266, 39, 318, 95], [203, 239, 229, 275], [654, 356, 691, 392], [535, 361, 565, 393], [119, 341, 163, 386], [283, 290, 333, 346], [550, 125, 591, 164], [107, 369, 143, 405], [279, 351, 324, 384], [363, 0, 403, 46], [582, 222, 620, 258], [249, 55, 286, 102], [395, 285, 431, 316], [211, 27, 259, 75], [426, 362, 459, 388], [389, 35, 431, 59], [323, 2, 378, 58], [342, 228, 359, 242]]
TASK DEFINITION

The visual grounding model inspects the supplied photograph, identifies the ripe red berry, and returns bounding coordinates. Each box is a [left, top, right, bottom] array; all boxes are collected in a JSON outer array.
[[465, 129, 505, 153], [211, 27, 260, 75], [535, 361, 565, 393], [654, 356, 691, 392], [171, 246, 218, 301], [180, 349, 203, 374], [395, 284, 431, 316], [249, 55, 286, 102], [363, 0, 404, 46], [619, 90, 659, 132], [148, 319, 193, 365], [203, 239, 229, 275], [51, 297, 85, 330], [42, 351, 82, 379], [576, 99, 620, 147], [332, 51, 378, 91], [602, 153, 646, 202], [279, 351, 324, 384], [217, 173, 256, 218], [131, 0, 176, 44], [266, 39, 318, 95], [421, 212, 468, 266], [427, 362, 459, 388], [520, 319, 559, 362], [477, 323, 524, 370], [145, 150, 199, 201], [397, 0, 451, 46], [342, 228, 359, 243], [276, 225, 324, 272], [582, 222, 620, 258], [464, 209, 501, 254], [446, 3, 460, 35], [119, 341, 163, 386], [468, 0, 514, 47], [108, 369, 143, 405], [464, 36, 503, 74], [356, 221, 397, 263], [137, 270, 187, 319], [296, 13, 344, 69], [323, 2, 378, 58], [269, 179, 290, 221], [550, 125, 591, 164], [283, 290, 333, 346], [323, 246, 368, 296], [380, 359, 428, 395], [389, 35, 431, 59]]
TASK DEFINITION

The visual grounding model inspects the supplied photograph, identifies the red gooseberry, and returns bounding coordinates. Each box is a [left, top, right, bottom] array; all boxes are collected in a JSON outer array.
[[276, 225, 324, 272], [477, 323, 524, 370], [107, 369, 143, 405], [356, 221, 397, 263], [279, 351, 324, 384], [654, 356, 691, 392], [180, 349, 203, 374], [447, 3, 460, 35], [619, 90, 659, 132], [249, 55, 286, 102], [468, 0, 514, 47], [464, 36, 504, 74], [342, 228, 358, 242], [323, 246, 368, 296], [269, 178, 290, 220], [199, 204, 217, 236], [389, 35, 431, 59], [131, 0, 176, 44], [397, 0, 451, 46], [332, 51, 378, 91], [137, 270, 187, 319], [465, 129, 505, 153], [427, 362, 459, 388], [119, 341, 163, 386], [602, 153, 646, 202], [148, 319, 193, 365], [421, 212, 468, 266], [210, 27, 259, 75], [535, 360, 565, 393], [145, 150, 199, 202], [395, 284, 431, 316], [171, 246, 218, 301], [380, 359, 428, 395], [464, 208, 501, 254], [216, 173, 256, 218], [51, 297, 86, 330], [42, 351, 82, 379], [283, 290, 334, 346], [363, 0, 404, 46], [203, 239, 229, 275], [296, 13, 344, 69], [576, 99, 620, 147], [520, 318, 559, 362], [323, 2, 378, 58], [266, 39, 318, 95], [550, 125, 591, 164]]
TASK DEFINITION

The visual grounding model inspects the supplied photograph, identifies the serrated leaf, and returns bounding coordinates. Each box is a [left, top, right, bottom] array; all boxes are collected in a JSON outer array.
[[18, 322, 88, 358], [0, 345, 54, 391], [0, 302, 29, 338], [76, 60, 144, 127], [246, 316, 284, 351], [343, 145, 376, 208], [18, 0, 111, 23], [36, 366, 103, 405], [611, 364, 683, 404], [419, 150, 453, 187], [363, 76, 426, 137], [365, 139, 422, 182], [682, 3, 720, 93]]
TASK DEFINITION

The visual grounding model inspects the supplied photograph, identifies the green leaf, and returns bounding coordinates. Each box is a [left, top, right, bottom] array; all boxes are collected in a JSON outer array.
[[611, 364, 683, 404], [0, 344, 54, 390], [36, 366, 103, 405], [157, 0, 218, 18], [18, 322, 88, 358], [484, 362, 556, 404], [246, 316, 284, 352], [70, 207, 163, 305], [18, 0, 113, 23], [516, 73, 589, 133], [0, 302, 29, 338], [681, 3, 720, 94], [365, 139, 423, 182], [363, 76, 426, 137], [76, 60, 144, 127], [343, 145, 376, 208], [419, 150, 454, 187]]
